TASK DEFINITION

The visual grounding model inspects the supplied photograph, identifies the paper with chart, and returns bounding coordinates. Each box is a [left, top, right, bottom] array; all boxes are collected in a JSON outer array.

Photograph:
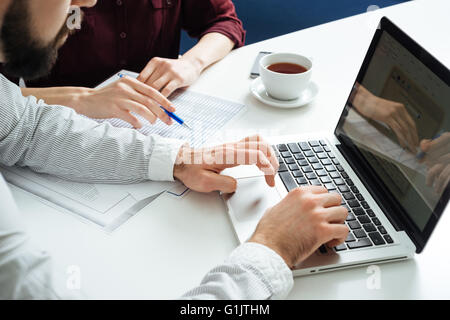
[[1, 165, 181, 232], [1, 70, 246, 231], [96, 70, 247, 147]]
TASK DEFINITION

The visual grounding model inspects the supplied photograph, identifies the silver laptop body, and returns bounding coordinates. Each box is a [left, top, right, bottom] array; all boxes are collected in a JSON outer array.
[[223, 18, 449, 276]]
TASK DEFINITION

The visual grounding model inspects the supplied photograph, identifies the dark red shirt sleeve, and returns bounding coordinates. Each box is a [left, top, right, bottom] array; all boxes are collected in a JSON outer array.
[[181, 0, 246, 48]]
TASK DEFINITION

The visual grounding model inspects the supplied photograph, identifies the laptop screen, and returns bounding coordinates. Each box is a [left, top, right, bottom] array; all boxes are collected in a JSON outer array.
[[335, 22, 449, 237]]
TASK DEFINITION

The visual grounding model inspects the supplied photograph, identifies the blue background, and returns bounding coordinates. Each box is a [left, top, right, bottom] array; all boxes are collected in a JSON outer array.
[[180, 0, 409, 52]]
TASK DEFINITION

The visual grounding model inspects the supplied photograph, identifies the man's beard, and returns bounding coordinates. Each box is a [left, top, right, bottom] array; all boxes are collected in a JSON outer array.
[[1, 0, 73, 80]]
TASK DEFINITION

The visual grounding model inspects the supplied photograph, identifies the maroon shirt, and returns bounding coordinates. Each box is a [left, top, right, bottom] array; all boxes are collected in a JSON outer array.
[[27, 0, 245, 88]]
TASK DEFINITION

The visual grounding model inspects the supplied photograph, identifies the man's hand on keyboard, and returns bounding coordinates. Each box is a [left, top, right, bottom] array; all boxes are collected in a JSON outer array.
[[249, 186, 349, 268], [173, 135, 279, 193]]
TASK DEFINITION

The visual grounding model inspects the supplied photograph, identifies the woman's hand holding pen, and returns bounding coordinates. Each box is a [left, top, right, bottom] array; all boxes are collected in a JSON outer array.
[[73, 75, 176, 128]]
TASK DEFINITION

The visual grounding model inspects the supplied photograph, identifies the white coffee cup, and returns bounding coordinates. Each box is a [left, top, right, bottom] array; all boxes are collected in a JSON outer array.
[[259, 53, 313, 101]]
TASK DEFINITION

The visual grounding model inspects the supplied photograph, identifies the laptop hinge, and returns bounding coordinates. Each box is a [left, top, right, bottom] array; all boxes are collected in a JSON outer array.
[[336, 143, 405, 233]]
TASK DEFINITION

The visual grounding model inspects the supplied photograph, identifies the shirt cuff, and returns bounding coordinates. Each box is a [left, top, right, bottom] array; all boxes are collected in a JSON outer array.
[[147, 135, 186, 182], [227, 242, 294, 299]]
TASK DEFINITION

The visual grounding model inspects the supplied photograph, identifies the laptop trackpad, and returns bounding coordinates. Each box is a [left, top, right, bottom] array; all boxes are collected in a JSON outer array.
[[224, 176, 282, 243]]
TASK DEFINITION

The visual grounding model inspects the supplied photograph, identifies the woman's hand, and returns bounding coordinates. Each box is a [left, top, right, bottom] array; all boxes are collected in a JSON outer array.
[[137, 56, 202, 98], [137, 33, 235, 97], [75, 76, 176, 128]]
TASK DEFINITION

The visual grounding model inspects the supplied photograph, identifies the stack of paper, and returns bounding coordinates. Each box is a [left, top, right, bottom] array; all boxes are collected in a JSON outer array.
[[1, 165, 179, 232]]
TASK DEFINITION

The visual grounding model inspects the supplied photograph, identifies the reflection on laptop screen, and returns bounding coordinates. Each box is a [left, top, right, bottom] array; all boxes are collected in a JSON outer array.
[[338, 31, 449, 231]]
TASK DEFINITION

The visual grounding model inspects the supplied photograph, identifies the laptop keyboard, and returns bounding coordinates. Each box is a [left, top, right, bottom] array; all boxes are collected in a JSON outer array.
[[275, 140, 394, 252]]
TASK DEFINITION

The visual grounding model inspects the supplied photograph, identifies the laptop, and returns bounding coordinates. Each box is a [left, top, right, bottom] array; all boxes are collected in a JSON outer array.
[[222, 17, 450, 276]]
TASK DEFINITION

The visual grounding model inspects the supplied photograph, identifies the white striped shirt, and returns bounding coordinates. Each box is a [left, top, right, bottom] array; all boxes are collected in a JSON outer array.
[[0, 75, 293, 299]]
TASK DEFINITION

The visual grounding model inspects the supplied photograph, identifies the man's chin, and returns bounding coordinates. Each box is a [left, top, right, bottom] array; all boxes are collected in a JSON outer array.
[[0, 0, 71, 80]]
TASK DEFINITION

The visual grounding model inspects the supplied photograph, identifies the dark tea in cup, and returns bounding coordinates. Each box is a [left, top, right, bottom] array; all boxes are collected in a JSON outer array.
[[260, 53, 313, 100], [267, 63, 308, 74]]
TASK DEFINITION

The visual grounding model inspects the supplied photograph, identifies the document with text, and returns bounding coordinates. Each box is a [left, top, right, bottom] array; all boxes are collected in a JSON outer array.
[[1, 165, 182, 232]]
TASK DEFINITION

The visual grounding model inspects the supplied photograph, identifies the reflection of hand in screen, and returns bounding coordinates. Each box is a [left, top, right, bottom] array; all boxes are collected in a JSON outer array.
[[420, 133, 450, 194], [352, 84, 419, 153]]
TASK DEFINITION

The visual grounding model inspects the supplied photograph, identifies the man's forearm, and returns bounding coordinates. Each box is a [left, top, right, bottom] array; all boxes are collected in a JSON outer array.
[[181, 243, 293, 300], [21, 87, 91, 114], [181, 32, 234, 73], [1, 76, 184, 184]]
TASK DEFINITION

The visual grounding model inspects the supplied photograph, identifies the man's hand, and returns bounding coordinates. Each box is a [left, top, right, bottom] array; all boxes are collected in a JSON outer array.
[[420, 133, 450, 194], [75, 76, 176, 128], [173, 135, 279, 193], [137, 56, 202, 98], [249, 186, 349, 268], [352, 84, 419, 153]]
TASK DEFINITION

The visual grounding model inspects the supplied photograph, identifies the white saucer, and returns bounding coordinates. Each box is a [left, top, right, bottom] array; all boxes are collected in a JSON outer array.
[[250, 77, 319, 108]]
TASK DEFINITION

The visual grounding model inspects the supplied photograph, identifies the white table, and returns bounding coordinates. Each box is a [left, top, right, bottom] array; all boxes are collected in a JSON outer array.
[[12, 0, 450, 299]]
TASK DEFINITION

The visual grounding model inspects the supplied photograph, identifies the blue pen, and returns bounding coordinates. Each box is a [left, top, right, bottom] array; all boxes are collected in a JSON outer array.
[[416, 132, 443, 160], [160, 107, 192, 130], [118, 73, 192, 130]]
